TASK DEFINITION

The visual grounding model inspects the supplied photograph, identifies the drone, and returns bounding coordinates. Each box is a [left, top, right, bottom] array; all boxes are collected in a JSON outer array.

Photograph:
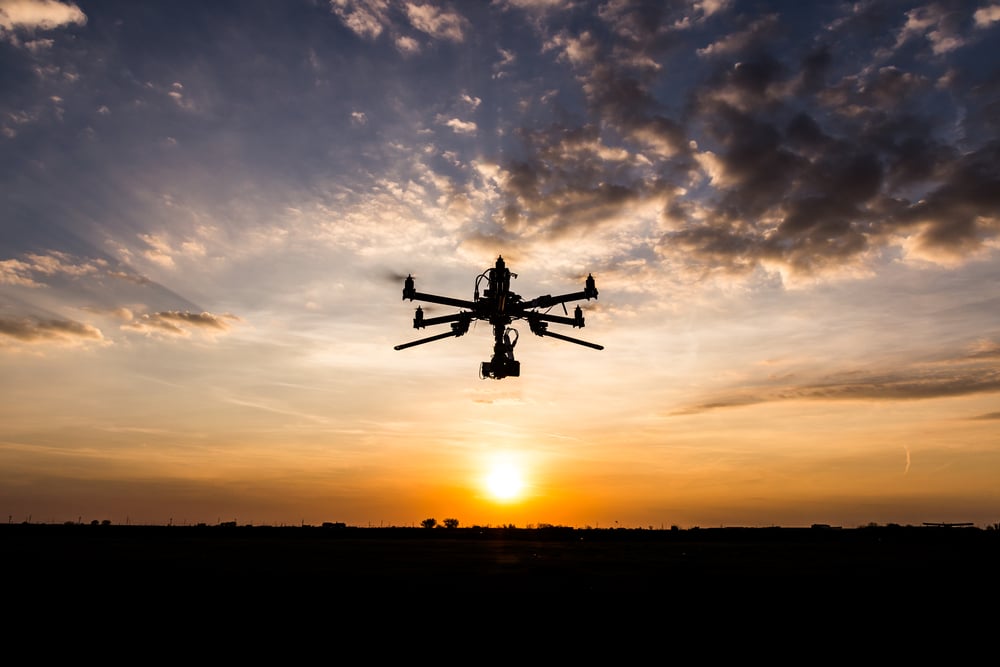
[[394, 255, 603, 379]]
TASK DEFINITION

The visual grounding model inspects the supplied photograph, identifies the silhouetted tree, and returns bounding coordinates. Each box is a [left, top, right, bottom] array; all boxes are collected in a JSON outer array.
[[421, 517, 437, 529], [443, 518, 459, 528]]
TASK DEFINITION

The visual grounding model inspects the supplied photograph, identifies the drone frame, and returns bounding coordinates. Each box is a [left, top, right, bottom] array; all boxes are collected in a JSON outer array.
[[394, 255, 602, 379]]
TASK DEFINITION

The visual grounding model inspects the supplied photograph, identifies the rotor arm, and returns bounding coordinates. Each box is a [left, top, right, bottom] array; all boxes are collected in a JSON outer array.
[[531, 327, 604, 350], [395, 314, 471, 350], [394, 330, 464, 350], [519, 292, 585, 310], [407, 291, 478, 310], [528, 305, 587, 328], [402, 275, 478, 309], [411, 307, 471, 330], [527, 316, 603, 350], [518, 273, 598, 311]]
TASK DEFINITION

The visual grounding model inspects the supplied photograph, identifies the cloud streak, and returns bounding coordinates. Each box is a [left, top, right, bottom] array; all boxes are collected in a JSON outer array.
[[672, 343, 1000, 415], [0, 251, 105, 286], [0, 315, 103, 345], [121, 311, 241, 338]]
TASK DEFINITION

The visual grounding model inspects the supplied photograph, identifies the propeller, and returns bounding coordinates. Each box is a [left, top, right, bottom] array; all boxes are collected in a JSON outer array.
[[380, 268, 415, 284]]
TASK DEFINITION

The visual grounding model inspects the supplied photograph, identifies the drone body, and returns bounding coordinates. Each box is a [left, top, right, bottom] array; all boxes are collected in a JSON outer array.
[[394, 255, 603, 379]]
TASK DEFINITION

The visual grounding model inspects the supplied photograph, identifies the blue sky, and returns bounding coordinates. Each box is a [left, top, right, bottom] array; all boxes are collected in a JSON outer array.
[[2, 0, 999, 528]]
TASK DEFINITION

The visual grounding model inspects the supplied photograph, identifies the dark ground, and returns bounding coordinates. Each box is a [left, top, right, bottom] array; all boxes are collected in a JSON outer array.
[[5, 522, 998, 595], [8, 523, 993, 649]]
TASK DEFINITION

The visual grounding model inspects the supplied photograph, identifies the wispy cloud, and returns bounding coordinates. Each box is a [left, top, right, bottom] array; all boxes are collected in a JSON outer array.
[[121, 310, 241, 338], [330, 0, 468, 47], [404, 2, 468, 42], [328, 0, 390, 40], [892, 3, 967, 55], [697, 13, 779, 57], [0, 259, 42, 287], [672, 344, 1000, 415], [0, 251, 105, 286], [0, 315, 103, 346]]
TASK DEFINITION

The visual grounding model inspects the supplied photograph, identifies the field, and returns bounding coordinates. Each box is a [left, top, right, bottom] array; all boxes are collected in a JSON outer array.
[[5, 522, 998, 597]]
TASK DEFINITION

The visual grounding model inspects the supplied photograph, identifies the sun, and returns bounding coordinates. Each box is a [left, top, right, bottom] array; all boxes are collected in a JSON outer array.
[[485, 461, 525, 502]]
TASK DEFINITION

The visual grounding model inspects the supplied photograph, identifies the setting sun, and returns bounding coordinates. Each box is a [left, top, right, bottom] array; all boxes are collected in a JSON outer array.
[[485, 462, 525, 502]]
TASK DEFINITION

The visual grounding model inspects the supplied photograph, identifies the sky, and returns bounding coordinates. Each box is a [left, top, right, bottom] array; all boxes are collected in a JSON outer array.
[[2, 0, 999, 529]]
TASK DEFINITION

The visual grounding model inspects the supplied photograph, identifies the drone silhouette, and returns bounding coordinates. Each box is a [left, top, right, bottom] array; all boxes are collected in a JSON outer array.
[[394, 255, 603, 379]]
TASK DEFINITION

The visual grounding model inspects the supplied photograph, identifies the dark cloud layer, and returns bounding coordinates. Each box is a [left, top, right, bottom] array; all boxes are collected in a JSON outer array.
[[0, 315, 102, 344], [473, 0, 1000, 277], [672, 342, 1000, 415]]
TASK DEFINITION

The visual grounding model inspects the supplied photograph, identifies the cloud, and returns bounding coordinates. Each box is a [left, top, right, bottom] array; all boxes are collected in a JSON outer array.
[[893, 141, 1000, 263], [0, 251, 105, 286], [106, 271, 153, 286], [544, 30, 600, 67], [441, 116, 477, 135], [82, 306, 135, 321], [137, 234, 176, 268], [329, 0, 390, 40], [974, 5, 1000, 27], [329, 0, 468, 47], [6, 0, 996, 311], [893, 3, 968, 55], [694, 0, 730, 18], [697, 14, 779, 57], [967, 339, 1000, 359], [454, 1, 1000, 288], [655, 52, 998, 277], [672, 344, 1000, 415], [0, 258, 42, 287], [129, 230, 217, 270], [0, 315, 103, 346], [166, 82, 196, 112], [23, 35, 51, 51], [24, 251, 104, 277], [121, 310, 241, 338], [395, 34, 420, 55], [404, 2, 468, 42], [493, 47, 515, 78], [484, 22, 693, 256], [0, 0, 86, 34], [497, 0, 571, 11]]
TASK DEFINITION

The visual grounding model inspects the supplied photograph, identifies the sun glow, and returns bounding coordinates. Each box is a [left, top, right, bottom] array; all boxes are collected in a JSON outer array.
[[485, 460, 525, 502]]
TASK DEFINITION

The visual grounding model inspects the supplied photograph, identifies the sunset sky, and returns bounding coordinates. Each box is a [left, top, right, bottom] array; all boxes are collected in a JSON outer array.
[[2, 0, 999, 529]]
